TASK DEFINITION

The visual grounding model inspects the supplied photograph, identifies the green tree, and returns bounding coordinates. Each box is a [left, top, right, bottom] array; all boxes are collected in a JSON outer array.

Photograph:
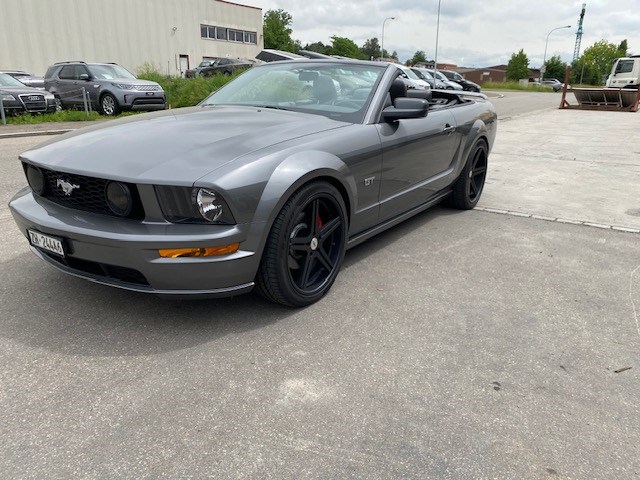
[[263, 9, 297, 52], [360, 38, 381, 60], [618, 39, 628, 57], [407, 50, 427, 66], [390, 50, 399, 61], [303, 42, 327, 54], [327, 36, 364, 59], [506, 49, 530, 81], [543, 55, 568, 80], [575, 40, 625, 85]]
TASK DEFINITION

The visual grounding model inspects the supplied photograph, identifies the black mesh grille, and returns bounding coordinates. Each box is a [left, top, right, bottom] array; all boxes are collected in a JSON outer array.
[[42, 251, 150, 287], [24, 163, 144, 220], [19, 94, 47, 112]]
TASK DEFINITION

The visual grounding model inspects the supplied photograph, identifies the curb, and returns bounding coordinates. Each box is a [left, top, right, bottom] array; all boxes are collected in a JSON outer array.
[[476, 206, 640, 234], [0, 129, 74, 139]]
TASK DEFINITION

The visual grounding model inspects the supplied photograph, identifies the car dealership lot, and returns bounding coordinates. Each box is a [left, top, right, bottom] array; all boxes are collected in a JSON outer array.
[[1, 95, 639, 478]]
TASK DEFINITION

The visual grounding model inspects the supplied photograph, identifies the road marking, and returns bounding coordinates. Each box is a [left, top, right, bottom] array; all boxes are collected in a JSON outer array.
[[475, 206, 640, 234]]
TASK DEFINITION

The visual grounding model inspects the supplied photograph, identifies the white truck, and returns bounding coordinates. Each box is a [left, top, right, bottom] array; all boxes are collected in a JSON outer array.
[[605, 56, 640, 88]]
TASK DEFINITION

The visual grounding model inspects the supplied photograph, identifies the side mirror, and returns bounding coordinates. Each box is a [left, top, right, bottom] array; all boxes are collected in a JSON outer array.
[[79, 73, 90, 81], [382, 97, 429, 121]]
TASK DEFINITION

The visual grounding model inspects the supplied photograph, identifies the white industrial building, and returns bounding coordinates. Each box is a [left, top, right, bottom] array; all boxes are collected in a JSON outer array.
[[0, 0, 263, 77]]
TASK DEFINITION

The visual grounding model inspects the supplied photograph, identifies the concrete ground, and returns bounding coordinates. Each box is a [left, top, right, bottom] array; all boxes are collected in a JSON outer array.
[[0, 94, 638, 479]]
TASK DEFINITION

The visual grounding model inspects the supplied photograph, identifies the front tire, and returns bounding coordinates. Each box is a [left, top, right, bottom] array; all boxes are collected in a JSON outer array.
[[100, 93, 120, 116], [256, 181, 348, 307], [449, 139, 488, 209]]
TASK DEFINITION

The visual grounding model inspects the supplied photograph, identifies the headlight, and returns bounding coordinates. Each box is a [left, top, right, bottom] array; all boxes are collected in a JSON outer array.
[[155, 186, 235, 224], [105, 181, 133, 217], [1, 94, 16, 101], [44, 93, 55, 100], [111, 83, 135, 90], [26, 164, 46, 195]]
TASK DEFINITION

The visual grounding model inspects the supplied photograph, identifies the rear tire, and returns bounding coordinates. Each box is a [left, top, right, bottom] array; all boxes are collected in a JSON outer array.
[[256, 181, 348, 307], [448, 139, 488, 210]]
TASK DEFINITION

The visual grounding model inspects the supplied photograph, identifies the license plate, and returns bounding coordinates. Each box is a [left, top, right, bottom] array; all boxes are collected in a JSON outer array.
[[28, 230, 65, 257]]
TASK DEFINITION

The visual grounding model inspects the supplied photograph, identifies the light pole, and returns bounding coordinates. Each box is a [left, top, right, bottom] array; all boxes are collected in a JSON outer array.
[[381, 17, 395, 60], [433, 0, 442, 82], [541, 25, 571, 80]]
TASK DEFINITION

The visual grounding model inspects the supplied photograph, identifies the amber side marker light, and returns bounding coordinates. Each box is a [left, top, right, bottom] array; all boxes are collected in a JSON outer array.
[[158, 243, 240, 258]]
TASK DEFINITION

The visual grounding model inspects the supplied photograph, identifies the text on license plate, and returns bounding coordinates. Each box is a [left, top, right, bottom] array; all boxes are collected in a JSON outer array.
[[28, 230, 65, 256]]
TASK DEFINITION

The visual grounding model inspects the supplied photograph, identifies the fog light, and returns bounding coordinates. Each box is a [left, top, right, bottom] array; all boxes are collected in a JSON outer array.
[[26, 165, 46, 195], [196, 188, 223, 222], [158, 243, 240, 258], [105, 181, 132, 217]]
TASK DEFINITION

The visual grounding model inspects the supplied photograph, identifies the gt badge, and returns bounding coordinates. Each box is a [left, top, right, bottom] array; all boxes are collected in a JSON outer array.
[[364, 176, 375, 186]]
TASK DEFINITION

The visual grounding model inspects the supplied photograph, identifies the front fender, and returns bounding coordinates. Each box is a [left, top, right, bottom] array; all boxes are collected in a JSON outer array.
[[255, 150, 356, 231]]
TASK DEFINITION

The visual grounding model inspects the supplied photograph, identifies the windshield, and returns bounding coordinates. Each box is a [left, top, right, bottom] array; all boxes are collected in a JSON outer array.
[[201, 61, 386, 123], [435, 71, 448, 81], [416, 69, 434, 80], [0, 72, 28, 87], [88, 64, 136, 80], [399, 67, 421, 81]]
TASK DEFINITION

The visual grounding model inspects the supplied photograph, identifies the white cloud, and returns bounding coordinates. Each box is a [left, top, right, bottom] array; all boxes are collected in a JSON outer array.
[[243, 0, 640, 66]]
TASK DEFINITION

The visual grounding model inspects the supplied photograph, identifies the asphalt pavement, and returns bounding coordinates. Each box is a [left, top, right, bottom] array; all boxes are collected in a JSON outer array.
[[0, 93, 638, 479]]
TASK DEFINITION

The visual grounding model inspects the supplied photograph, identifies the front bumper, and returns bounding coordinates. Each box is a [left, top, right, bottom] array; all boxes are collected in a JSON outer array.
[[120, 92, 166, 111], [1, 96, 57, 114], [9, 188, 265, 297]]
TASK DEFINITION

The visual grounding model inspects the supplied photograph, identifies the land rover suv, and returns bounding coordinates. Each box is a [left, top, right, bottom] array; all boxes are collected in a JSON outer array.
[[44, 62, 166, 115]]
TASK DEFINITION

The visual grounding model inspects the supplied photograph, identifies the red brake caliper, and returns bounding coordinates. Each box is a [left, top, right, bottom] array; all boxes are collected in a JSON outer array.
[[316, 215, 323, 232]]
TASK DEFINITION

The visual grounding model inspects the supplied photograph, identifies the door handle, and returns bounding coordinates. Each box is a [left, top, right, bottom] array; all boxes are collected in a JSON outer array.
[[443, 124, 456, 134]]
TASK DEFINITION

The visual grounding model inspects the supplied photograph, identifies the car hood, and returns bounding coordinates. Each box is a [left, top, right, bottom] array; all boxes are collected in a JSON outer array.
[[20, 106, 349, 185], [108, 79, 162, 87], [0, 85, 48, 95]]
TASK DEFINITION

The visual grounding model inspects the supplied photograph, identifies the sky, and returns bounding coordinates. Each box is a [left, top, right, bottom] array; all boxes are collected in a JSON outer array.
[[239, 0, 640, 67]]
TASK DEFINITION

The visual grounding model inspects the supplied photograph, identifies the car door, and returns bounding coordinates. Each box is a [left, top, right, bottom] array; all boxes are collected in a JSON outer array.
[[55, 65, 77, 107], [376, 107, 460, 221]]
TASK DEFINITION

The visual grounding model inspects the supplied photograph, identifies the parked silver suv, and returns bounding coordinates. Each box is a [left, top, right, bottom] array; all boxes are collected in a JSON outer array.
[[44, 62, 166, 115]]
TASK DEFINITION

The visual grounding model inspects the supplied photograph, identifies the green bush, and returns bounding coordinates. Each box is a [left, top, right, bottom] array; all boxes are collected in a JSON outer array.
[[4, 110, 102, 124], [136, 64, 239, 108], [482, 82, 556, 92]]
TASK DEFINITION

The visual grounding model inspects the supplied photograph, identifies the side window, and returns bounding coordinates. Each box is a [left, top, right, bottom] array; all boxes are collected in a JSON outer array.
[[58, 65, 75, 79], [45, 66, 58, 78], [219, 59, 231, 66], [617, 61, 634, 74], [74, 65, 90, 79]]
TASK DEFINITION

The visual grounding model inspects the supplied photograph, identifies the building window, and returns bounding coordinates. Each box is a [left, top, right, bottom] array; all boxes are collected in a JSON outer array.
[[200, 23, 256, 44], [228, 29, 242, 42], [216, 27, 227, 40]]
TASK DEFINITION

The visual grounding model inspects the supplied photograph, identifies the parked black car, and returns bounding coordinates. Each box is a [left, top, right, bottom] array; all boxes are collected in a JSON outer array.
[[440, 70, 481, 92], [186, 58, 252, 77], [0, 72, 57, 114]]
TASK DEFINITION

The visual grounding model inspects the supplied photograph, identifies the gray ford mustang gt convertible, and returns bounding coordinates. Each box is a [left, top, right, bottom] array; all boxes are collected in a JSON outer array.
[[9, 59, 497, 307]]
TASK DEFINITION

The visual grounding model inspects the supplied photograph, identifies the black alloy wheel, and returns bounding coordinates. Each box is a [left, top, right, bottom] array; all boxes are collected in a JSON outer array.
[[449, 139, 488, 209], [257, 181, 348, 307]]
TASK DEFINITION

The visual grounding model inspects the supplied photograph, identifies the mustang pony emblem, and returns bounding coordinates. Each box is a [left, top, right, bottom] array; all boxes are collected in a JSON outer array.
[[56, 179, 80, 196]]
